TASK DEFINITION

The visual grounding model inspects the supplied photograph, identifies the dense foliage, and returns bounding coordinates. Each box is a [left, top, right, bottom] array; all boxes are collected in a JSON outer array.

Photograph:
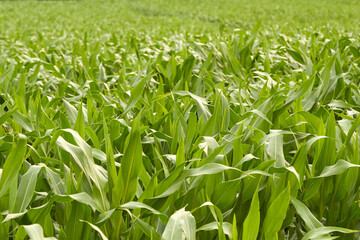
[[0, 0, 360, 239]]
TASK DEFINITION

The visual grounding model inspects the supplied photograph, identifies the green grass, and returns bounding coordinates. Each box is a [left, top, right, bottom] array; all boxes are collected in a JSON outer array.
[[0, 0, 360, 239]]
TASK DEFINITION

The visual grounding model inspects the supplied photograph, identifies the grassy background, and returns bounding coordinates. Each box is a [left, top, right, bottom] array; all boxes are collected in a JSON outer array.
[[1, 0, 360, 35]]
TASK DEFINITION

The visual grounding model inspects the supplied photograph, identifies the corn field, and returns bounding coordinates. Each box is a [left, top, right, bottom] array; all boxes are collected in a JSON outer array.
[[0, 0, 360, 239]]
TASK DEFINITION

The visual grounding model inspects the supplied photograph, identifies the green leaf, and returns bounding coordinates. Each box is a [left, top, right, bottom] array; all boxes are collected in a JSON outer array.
[[316, 160, 360, 178], [263, 185, 290, 240], [55, 129, 109, 211], [211, 180, 240, 209], [13, 111, 34, 132], [242, 187, 260, 240], [197, 222, 233, 239], [124, 72, 151, 114], [121, 201, 167, 220], [74, 103, 85, 139], [14, 165, 42, 213], [291, 197, 323, 230], [120, 113, 143, 203], [174, 91, 211, 120], [16, 224, 56, 240], [266, 130, 286, 167], [162, 208, 196, 240], [136, 218, 161, 240], [232, 214, 238, 240], [301, 227, 357, 240], [63, 99, 78, 125], [0, 106, 17, 125], [287, 49, 305, 65], [0, 134, 27, 198], [80, 220, 108, 240]]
